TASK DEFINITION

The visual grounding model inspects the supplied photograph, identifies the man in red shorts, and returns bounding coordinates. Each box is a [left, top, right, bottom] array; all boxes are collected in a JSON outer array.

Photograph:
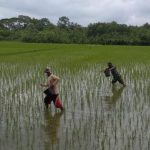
[[41, 68, 64, 111]]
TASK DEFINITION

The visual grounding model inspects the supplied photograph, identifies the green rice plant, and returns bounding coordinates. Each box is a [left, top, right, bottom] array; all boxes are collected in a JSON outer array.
[[0, 41, 150, 150]]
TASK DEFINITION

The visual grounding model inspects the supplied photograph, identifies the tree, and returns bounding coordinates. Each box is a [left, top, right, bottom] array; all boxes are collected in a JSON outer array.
[[0, 15, 150, 45], [57, 16, 70, 28]]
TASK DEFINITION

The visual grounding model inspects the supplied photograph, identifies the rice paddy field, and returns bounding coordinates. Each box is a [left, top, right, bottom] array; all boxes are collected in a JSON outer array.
[[0, 41, 150, 150]]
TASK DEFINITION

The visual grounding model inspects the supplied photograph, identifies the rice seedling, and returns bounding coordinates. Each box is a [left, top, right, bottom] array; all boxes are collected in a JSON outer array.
[[0, 42, 150, 150]]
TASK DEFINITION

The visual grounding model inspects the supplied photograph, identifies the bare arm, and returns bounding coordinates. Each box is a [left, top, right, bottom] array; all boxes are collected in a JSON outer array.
[[40, 83, 49, 87], [108, 66, 115, 71]]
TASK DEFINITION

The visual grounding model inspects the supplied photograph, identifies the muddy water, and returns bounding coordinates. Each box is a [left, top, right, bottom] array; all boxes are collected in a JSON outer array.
[[0, 64, 150, 150]]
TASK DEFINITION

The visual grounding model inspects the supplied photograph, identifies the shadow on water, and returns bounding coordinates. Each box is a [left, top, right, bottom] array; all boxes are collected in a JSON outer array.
[[44, 110, 63, 149], [104, 86, 125, 109]]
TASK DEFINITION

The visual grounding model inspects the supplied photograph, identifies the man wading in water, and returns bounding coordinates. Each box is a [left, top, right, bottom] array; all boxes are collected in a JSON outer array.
[[41, 68, 64, 111], [104, 62, 126, 87]]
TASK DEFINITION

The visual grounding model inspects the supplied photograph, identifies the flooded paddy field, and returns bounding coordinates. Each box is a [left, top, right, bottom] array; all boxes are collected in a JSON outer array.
[[0, 42, 150, 150]]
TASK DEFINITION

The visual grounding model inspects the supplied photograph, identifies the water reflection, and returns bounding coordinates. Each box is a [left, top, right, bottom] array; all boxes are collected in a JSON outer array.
[[104, 86, 125, 109], [44, 110, 63, 148], [111, 86, 125, 103], [1, 62, 150, 150]]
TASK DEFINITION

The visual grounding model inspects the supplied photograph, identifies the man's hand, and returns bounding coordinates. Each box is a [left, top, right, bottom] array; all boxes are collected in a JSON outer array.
[[40, 83, 48, 87], [40, 84, 44, 87]]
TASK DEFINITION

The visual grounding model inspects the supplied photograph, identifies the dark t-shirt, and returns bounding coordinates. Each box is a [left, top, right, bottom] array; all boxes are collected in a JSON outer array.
[[109, 66, 120, 77]]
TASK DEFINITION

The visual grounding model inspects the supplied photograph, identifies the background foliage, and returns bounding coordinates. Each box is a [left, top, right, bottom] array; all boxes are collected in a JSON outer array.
[[0, 15, 150, 45]]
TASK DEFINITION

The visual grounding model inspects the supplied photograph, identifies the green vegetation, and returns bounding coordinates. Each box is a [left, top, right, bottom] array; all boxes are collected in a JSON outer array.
[[0, 42, 150, 150], [0, 15, 150, 45], [0, 41, 150, 64]]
